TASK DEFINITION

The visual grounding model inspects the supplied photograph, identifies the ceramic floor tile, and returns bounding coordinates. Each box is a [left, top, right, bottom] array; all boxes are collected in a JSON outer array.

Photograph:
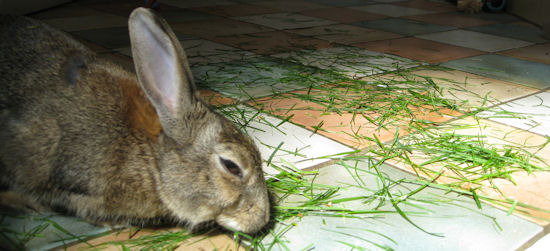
[[404, 12, 498, 28], [261, 160, 543, 250], [395, 0, 457, 12], [41, 14, 128, 32], [211, 31, 332, 55], [417, 29, 534, 52], [273, 46, 421, 79], [0, 214, 109, 250], [170, 18, 274, 39], [306, 0, 377, 7], [300, 7, 387, 23], [192, 56, 342, 100], [350, 4, 436, 17], [354, 37, 485, 63], [218, 106, 353, 174], [288, 24, 402, 45], [453, 11, 521, 23], [234, 13, 337, 30], [527, 233, 550, 251], [352, 18, 455, 36], [27, 3, 105, 19], [71, 27, 130, 49], [479, 92, 550, 137], [467, 22, 548, 44], [162, 0, 237, 8], [395, 69, 539, 109], [192, 4, 279, 17], [250, 82, 458, 149], [384, 116, 550, 224], [160, 9, 221, 23], [180, 39, 258, 65], [84, 1, 143, 17], [252, 0, 329, 12], [499, 43, 550, 65], [442, 54, 550, 89]]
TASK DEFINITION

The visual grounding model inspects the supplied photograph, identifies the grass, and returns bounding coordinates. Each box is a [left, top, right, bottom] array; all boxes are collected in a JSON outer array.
[[3, 49, 550, 250]]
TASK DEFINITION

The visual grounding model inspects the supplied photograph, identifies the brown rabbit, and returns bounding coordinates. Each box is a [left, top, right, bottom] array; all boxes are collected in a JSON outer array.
[[0, 7, 269, 234]]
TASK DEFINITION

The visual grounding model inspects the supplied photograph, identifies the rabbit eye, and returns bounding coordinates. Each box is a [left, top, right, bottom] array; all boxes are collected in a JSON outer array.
[[220, 157, 242, 178]]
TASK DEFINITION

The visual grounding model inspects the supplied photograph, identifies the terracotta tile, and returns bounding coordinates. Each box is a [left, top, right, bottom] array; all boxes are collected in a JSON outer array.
[[252, 0, 328, 12], [211, 31, 332, 55], [192, 4, 279, 17], [250, 83, 459, 149], [199, 89, 237, 106], [170, 18, 274, 39], [498, 42, 550, 65], [383, 117, 550, 225], [395, 0, 457, 12], [288, 24, 402, 45], [369, 69, 539, 109], [353, 37, 485, 63], [300, 7, 387, 23], [404, 13, 498, 28]]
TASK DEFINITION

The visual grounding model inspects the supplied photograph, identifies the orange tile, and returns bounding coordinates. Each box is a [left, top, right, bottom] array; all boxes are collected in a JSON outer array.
[[288, 24, 402, 45], [498, 42, 550, 65], [199, 89, 236, 106], [171, 19, 274, 39], [211, 31, 333, 55], [300, 7, 387, 23], [250, 83, 459, 149], [192, 4, 278, 17], [354, 37, 485, 63], [404, 13, 497, 28], [383, 117, 550, 225]]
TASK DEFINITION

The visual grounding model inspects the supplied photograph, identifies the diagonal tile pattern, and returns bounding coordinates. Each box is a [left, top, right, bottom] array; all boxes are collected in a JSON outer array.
[[6, 0, 550, 250]]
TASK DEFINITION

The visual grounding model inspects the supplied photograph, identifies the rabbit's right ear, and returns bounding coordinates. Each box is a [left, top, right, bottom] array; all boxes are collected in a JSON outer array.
[[128, 8, 198, 139]]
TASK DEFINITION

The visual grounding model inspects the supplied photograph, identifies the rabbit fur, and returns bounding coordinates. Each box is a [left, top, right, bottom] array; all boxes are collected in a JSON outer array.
[[0, 8, 269, 234]]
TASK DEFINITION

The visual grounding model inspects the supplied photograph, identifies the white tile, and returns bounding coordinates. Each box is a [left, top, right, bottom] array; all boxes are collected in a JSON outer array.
[[416, 29, 533, 52], [234, 13, 337, 30], [479, 92, 550, 137], [527, 233, 550, 251], [262, 160, 543, 250], [219, 106, 354, 175], [350, 4, 435, 17], [273, 46, 421, 79]]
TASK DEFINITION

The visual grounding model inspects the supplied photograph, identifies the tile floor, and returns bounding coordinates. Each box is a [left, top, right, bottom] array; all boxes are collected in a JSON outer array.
[[3, 0, 550, 250]]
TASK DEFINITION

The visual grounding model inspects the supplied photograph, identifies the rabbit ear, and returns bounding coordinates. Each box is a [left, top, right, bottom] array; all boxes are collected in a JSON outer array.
[[128, 8, 197, 129]]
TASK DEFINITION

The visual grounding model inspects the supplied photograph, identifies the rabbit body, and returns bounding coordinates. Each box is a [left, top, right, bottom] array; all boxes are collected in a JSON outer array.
[[0, 8, 269, 234]]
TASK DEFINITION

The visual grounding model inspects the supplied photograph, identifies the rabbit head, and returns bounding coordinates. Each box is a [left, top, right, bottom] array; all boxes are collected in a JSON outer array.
[[128, 8, 269, 233]]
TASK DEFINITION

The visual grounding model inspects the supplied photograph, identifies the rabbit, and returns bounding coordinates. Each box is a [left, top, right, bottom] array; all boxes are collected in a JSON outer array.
[[0, 7, 269, 234]]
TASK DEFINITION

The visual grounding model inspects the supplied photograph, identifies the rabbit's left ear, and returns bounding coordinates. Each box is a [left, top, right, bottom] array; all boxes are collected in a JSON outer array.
[[129, 7, 199, 139]]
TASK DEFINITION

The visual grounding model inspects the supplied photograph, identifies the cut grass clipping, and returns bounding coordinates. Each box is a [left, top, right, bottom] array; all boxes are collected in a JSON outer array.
[[2, 56, 549, 249]]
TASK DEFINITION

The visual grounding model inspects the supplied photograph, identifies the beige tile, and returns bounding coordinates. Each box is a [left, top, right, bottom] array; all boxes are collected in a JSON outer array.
[[377, 69, 540, 110], [383, 117, 550, 225]]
